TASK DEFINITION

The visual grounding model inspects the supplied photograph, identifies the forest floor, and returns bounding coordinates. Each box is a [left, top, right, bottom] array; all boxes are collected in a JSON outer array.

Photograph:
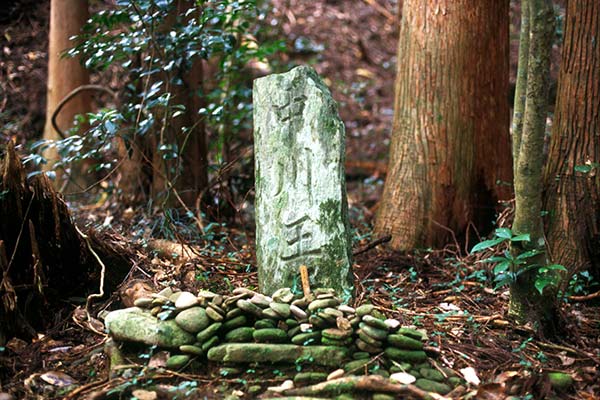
[[1, 1, 599, 399]]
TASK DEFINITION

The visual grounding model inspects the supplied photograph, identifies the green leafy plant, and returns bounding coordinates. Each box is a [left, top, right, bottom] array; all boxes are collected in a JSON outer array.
[[35, 0, 283, 206], [471, 228, 566, 294]]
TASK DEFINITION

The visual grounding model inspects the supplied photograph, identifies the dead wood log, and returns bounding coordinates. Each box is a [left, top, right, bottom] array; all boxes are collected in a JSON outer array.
[[281, 375, 438, 399], [0, 141, 131, 344]]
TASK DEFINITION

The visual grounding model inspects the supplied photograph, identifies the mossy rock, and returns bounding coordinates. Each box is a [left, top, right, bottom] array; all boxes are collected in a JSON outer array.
[[166, 354, 191, 370], [292, 331, 321, 346], [196, 322, 222, 343], [548, 372, 573, 391], [254, 319, 277, 329], [415, 378, 451, 395], [387, 334, 423, 350], [294, 371, 328, 385], [175, 307, 210, 333], [343, 358, 370, 374], [384, 348, 427, 363], [448, 376, 462, 387], [179, 344, 204, 356], [225, 327, 255, 343], [207, 344, 349, 367], [222, 315, 248, 331], [397, 327, 426, 341], [419, 368, 445, 382], [105, 308, 195, 348], [253, 328, 288, 343]]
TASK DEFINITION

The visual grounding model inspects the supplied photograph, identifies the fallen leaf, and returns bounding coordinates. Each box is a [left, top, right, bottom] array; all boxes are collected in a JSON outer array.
[[460, 366, 481, 386], [475, 382, 507, 400], [131, 389, 157, 400], [39, 371, 77, 387], [557, 351, 575, 366]]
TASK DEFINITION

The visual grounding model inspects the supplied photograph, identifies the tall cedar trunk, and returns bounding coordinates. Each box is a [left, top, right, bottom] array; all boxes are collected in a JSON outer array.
[[149, 1, 208, 207], [375, 0, 512, 250], [543, 0, 600, 279], [150, 60, 208, 207], [42, 0, 91, 190], [509, 0, 556, 334]]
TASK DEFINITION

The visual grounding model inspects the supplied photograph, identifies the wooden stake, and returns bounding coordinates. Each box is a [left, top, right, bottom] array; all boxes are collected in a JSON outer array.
[[300, 265, 311, 299]]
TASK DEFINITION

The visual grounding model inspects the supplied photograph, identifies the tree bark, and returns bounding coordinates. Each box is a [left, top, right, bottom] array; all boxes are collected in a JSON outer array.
[[42, 0, 91, 190], [543, 0, 600, 279], [508, 0, 556, 334], [0, 142, 131, 344], [375, 0, 512, 250]]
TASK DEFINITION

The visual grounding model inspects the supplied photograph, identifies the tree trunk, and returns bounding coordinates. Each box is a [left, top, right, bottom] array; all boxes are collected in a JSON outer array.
[[42, 0, 91, 190], [543, 0, 600, 280], [375, 0, 512, 250], [508, 0, 556, 334], [0, 142, 131, 344], [150, 59, 208, 208]]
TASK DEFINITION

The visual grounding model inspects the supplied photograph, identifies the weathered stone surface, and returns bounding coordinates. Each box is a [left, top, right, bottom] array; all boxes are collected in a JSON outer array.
[[387, 334, 423, 350], [222, 315, 248, 331], [105, 308, 195, 348], [397, 327, 426, 341], [415, 379, 451, 395], [196, 322, 222, 343], [166, 354, 191, 370], [174, 291, 198, 309], [548, 372, 573, 391], [294, 372, 328, 384], [179, 345, 204, 356], [270, 302, 291, 318], [207, 344, 349, 367], [175, 307, 209, 333], [359, 323, 388, 341], [362, 315, 389, 331], [355, 304, 375, 317], [254, 65, 353, 296], [384, 348, 428, 363], [225, 327, 255, 343], [322, 328, 351, 340], [253, 328, 288, 343]]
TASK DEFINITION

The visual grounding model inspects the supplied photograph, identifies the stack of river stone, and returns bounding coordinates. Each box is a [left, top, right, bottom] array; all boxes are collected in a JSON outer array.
[[104, 287, 462, 395]]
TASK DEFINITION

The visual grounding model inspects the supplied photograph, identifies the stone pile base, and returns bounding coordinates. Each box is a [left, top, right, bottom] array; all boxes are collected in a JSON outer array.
[[104, 287, 464, 396]]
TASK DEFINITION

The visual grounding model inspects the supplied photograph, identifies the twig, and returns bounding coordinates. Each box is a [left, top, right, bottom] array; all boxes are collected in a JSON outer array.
[[51, 84, 117, 139], [353, 234, 391, 256], [538, 341, 600, 364], [568, 290, 600, 302], [76, 224, 107, 335]]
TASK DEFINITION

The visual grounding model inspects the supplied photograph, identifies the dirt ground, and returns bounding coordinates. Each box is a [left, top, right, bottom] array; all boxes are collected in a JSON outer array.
[[1, 0, 599, 399]]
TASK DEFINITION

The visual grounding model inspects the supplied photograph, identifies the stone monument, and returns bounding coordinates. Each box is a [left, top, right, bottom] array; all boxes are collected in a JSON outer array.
[[253, 66, 353, 296]]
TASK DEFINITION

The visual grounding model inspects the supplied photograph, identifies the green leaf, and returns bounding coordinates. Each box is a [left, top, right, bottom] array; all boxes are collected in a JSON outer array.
[[495, 228, 513, 239], [535, 278, 554, 294], [516, 249, 543, 260], [493, 261, 511, 275], [494, 273, 514, 289], [480, 256, 509, 264], [471, 237, 507, 253], [545, 264, 567, 272], [510, 233, 531, 242], [574, 164, 592, 173]]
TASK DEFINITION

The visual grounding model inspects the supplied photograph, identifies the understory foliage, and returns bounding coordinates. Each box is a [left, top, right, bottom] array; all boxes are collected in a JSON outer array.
[[29, 0, 282, 198]]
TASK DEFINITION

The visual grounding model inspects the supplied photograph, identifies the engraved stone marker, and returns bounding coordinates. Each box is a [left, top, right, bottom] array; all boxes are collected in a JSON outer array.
[[253, 66, 353, 296]]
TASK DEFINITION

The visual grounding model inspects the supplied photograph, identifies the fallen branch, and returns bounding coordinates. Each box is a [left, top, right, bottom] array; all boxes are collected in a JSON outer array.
[[568, 290, 600, 302], [282, 375, 443, 399], [353, 235, 391, 256]]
